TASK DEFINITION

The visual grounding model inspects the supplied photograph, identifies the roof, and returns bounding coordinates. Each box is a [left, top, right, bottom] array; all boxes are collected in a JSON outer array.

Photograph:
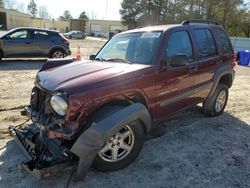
[[118, 22, 223, 35], [8, 27, 59, 33], [122, 24, 181, 34]]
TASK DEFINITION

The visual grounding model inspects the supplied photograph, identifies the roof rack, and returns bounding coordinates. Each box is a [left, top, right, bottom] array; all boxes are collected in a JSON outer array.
[[182, 19, 220, 25]]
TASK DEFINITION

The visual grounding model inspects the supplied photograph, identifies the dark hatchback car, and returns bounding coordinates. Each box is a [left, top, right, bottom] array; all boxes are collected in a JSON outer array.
[[0, 27, 71, 60]]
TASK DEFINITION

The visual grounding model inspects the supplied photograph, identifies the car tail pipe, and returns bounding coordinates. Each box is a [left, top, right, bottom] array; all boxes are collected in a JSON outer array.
[[70, 103, 151, 180]]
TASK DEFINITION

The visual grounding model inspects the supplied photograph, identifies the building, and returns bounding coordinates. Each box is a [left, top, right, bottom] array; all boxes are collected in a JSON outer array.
[[0, 8, 128, 37], [0, 8, 69, 32], [86, 19, 128, 37]]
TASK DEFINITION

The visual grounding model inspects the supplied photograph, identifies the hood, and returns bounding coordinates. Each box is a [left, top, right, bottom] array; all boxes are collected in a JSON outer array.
[[36, 60, 150, 94]]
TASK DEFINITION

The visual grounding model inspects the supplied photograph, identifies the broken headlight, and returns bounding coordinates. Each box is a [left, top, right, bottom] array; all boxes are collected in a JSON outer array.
[[50, 93, 68, 116]]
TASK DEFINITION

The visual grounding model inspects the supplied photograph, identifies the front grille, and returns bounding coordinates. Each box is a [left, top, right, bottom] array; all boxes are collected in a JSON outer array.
[[31, 87, 51, 115]]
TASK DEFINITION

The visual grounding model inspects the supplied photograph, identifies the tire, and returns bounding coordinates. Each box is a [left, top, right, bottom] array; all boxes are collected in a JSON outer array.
[[69, 35, 72, 39], [49, 49, 65, 59], [89, 106, 145, 172], [0, 51, 3, 61], [203, 83, 229, 117]]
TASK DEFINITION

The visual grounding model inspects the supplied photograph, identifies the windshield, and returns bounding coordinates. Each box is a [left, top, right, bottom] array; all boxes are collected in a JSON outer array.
[[95, 31, 162, 65]]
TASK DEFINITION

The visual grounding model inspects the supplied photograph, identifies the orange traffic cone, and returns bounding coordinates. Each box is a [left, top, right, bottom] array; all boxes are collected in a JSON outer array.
[[76, 45, 81, 60]]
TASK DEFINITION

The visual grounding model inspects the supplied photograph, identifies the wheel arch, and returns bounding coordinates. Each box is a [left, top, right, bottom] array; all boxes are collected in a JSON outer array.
[[86, 92, 151, 133], [218, 73, 233, 88], [208, 64, 235, 99], [49, 46, 67, 57], [0, 48, 4, 58]]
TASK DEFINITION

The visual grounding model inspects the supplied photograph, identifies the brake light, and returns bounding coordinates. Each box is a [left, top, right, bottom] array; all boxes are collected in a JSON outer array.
[[64, 40, 69, 44], [231, 54, 237, 69]]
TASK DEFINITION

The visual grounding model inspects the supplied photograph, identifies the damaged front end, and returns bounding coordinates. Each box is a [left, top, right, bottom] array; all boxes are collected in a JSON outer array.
[[9, 123, 75, 178], [9, 82, 152, 180], [8, 86, 78, 178]]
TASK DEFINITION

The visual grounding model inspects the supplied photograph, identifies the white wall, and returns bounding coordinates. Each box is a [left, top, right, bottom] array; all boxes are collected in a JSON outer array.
[[230, 37, 250, 53]]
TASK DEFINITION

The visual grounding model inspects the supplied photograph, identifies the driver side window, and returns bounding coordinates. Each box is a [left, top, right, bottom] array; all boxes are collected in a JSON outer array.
[[9, 30, 28, 39], [166, 31, 193, 62]]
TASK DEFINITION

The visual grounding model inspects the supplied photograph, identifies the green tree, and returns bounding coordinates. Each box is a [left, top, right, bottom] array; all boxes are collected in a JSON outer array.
[[79, 11, 88, 19], [120, 0, 249, 36], [120, 0, 141, 29], [63, 10, 73, 20], [27, 0, 37, 17]]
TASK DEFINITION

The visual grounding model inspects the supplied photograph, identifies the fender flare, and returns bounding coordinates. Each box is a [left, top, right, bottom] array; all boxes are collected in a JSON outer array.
[[208, 63, 235, 99], [70, 103, 151, 180]]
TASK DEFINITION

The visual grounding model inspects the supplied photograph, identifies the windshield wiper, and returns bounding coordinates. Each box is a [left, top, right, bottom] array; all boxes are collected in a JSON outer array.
[[106, 58, 133, 64], [94, 57, 106, 61]]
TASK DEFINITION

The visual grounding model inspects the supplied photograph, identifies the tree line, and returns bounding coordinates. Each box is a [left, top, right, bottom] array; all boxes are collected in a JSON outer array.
[[120, 0, 250, 37], [0, 0, 88, 21]]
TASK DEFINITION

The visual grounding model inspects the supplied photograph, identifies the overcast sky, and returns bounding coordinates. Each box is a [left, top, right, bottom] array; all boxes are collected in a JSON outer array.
[[16, 0, 123, 20]]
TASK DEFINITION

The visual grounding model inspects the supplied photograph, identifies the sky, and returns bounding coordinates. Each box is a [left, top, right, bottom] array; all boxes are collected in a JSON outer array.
[[16, 0, 123, 20]]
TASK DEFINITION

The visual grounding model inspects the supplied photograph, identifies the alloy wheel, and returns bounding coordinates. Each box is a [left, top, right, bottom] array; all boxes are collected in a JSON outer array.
[[98, 125, 135, 162]]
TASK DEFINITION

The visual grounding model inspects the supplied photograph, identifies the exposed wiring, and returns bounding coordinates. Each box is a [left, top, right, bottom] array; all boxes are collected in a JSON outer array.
[[65, 168, 75, 188], [12, 119, 30, 130]]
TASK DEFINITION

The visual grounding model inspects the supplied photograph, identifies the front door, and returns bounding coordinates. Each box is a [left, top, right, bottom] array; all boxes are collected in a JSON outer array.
[[3, 29, 33, 57], [155, 29, 199, 120]]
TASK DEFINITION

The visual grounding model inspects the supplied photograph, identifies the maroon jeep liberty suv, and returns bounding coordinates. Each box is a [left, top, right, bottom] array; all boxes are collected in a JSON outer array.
[[10, 19, 235, 179]]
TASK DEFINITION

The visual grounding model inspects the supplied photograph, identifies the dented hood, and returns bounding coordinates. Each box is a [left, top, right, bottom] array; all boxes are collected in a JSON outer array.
[[36, 60, 150, 94]]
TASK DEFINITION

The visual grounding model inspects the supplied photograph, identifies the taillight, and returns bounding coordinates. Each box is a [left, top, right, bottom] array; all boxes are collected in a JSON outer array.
[[64, 40, 69, 44], [231, 54, 237, 69]]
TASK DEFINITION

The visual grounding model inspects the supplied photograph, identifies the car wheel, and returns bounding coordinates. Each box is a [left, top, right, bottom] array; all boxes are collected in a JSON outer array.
[[0, 52, 3, 61], [50, 49, 65, 59], [89, 106, 145, 172], [69, 35, 72, 39], [203, 83, 228, 117]]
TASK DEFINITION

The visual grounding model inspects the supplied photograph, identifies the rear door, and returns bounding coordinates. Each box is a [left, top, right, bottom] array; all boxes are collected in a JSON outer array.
[[3, 29, 33, 57], [155, 29, 200, 120], [191, 27, 220, 99], [31, 30, 51, 56]]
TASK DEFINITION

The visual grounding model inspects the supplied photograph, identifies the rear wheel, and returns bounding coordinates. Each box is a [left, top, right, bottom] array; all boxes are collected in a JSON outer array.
[[0, 51, 3, 61], [89, 106, 145, 172], [203, 83, 228, 117], [50, 49, 65, 59]]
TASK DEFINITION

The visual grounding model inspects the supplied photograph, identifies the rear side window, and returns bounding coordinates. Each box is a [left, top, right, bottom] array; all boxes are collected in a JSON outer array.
[[214, 28, 232, 55], [166, 31, 193, 61], [193, 29, 217, 58], [33, 31, 50, 39]]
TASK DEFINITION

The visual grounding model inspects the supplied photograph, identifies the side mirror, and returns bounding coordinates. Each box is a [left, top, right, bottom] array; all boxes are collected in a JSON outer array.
[[5, 35, 12, 40], [167, 54, 188, 67], [89, 54, 96, 60]]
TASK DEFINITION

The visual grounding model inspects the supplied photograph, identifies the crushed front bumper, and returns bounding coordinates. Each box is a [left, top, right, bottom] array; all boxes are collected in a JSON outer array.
[[9, 124, 75, 179]]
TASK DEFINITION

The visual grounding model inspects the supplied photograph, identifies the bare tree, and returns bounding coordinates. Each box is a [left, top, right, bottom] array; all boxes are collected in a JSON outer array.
[[3, 0, 16, 9], [38, 5, 51, 19], [0, 0, 4, 8], [16, 2, 26, 13]]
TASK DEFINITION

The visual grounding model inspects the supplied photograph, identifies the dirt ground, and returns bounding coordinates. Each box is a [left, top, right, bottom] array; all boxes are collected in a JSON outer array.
[[0, 38, 250, 187]]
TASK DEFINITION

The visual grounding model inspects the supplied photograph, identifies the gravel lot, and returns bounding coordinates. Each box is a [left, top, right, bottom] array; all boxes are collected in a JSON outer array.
[[0, 37, 250, 187]]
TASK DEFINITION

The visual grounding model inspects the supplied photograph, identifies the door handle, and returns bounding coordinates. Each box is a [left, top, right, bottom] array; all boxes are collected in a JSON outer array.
[[26, 42, 31, 44], [189, 65, 198, 71]]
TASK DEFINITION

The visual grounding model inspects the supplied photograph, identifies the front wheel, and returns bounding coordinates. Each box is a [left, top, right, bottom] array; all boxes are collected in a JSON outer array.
[[92, 121, 144, 171], [50, 49, 65, 59], [203, 83, 229, 117]]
